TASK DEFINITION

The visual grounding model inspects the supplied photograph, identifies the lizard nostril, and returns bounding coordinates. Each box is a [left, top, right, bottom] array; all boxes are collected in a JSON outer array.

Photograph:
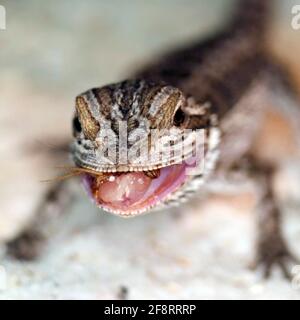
[[173, 108, 186, 127]]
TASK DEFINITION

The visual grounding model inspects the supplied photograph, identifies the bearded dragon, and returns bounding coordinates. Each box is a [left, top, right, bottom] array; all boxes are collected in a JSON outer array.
[[7, 0, 300, 278]]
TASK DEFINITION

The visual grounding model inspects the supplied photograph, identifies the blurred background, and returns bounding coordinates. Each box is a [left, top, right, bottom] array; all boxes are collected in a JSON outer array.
[[0, 0, 300, 299]]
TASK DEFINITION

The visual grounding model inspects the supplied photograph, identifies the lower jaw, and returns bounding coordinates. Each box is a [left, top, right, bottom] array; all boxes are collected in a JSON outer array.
[[82, 163, 192, 216]]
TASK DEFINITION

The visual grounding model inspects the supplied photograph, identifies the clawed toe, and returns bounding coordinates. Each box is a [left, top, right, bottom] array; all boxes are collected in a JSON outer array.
[[6, 231, 45, 261], [254, 240, 298, 279]]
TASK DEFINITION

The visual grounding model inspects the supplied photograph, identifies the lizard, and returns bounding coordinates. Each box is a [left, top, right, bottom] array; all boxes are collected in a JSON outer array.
[[6, 0, 300, 278]]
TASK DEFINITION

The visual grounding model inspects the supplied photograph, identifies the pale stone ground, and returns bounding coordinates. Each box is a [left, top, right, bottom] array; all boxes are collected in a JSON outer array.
[[0, 0, 300, 299]]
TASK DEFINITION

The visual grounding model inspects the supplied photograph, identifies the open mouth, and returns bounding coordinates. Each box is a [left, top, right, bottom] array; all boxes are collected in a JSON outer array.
[[82, 162, 195, 216]]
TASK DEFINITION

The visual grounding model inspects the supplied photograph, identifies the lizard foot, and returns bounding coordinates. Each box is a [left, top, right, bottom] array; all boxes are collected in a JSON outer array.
[[6, 230, 45, 261], [252, 233, 298, 279]]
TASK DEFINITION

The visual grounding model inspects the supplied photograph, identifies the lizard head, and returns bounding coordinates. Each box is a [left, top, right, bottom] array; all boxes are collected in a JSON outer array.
[[71, 79, 220, 217]]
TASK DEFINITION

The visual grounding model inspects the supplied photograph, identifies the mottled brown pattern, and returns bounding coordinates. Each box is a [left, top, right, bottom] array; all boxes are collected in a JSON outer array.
[[140, 84, 166, 119], [152, 91, 181, 129], [92, 87, 113, 119], [75, 96, 100, 140]]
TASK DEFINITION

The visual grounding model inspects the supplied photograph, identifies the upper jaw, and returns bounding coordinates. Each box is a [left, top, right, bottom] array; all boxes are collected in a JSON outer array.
[[71, 144, 197, 174], [71, 136, 201, 173], [72, 157, 187, 173]]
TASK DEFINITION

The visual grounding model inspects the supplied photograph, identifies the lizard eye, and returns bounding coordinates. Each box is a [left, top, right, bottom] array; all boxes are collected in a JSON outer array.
[[72, 116, 82, 135], [173, 108, 186, 127]]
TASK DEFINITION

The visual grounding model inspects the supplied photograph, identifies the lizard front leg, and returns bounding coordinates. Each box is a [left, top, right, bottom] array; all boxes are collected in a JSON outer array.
[[212, 153, 298, 279], [6, 180, 74, 260], [249, 159, 298, 279]]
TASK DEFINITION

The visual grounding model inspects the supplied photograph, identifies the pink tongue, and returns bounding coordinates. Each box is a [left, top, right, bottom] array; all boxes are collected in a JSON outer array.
[[95, 172, 152, 207], [83, 164, 188, 214]]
